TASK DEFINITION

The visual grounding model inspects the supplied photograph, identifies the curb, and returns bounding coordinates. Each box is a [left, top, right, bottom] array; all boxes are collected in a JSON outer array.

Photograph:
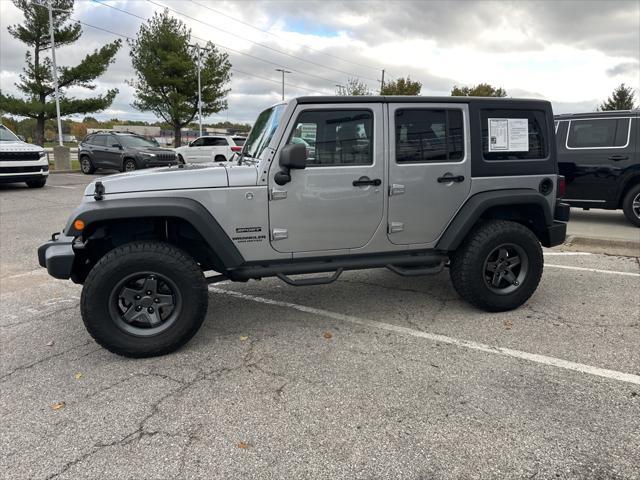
[[563, 235, 640, 257]]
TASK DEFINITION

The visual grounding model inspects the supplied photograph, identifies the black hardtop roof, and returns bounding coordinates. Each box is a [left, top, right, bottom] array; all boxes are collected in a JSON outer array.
[[555, 110, 639, 119], [295, 95, 552, 106]]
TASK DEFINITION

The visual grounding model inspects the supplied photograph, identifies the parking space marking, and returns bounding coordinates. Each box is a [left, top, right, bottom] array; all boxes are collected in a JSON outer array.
[[5, 269, 46, 279], [48, 185, 78, 189], [209, 286, 640, 386], [545, 264, 640, 277], [543, 252, 592, 256]]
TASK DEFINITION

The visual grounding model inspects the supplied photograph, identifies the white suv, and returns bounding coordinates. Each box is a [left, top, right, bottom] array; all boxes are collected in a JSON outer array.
[[174, 135, 246, 164], [0, 124, 48, 188]]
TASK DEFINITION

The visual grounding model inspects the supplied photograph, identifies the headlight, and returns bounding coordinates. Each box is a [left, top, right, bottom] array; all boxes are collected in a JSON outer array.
[[39, 151, 47, 159], [141, 152, 156, 158]]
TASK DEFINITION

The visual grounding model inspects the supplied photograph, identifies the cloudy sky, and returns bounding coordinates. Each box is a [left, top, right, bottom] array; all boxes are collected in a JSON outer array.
[[1, 0, 639, 124]]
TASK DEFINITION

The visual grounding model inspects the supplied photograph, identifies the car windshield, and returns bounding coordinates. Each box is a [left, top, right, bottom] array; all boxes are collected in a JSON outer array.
[[0, 125, 20, 142], [242, 104, 286, 160], [117, 135, 157, 148]]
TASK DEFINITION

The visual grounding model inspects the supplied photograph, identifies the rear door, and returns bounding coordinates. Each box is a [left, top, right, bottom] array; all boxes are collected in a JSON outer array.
[[209, 137, 230, 161], [561, 116, 634, 205], [387, 103, 471, 244], [268, 103, 384, 253]]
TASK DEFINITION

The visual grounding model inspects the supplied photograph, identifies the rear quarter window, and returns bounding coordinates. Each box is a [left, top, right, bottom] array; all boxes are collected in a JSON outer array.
[[566, 118, 631, 149], [481, 109, 549, 160]]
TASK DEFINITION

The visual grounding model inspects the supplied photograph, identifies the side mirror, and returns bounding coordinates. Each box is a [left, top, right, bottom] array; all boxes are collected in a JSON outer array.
[[188, 141, 193, 147], [275, 143, 307, 185], [112, 143, 122, 149]]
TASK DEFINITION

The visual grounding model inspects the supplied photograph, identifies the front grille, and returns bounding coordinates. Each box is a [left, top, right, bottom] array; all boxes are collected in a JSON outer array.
[[155, 153, 175, 161], [0, 151, 42, 161], [0, 165, 49, 174]]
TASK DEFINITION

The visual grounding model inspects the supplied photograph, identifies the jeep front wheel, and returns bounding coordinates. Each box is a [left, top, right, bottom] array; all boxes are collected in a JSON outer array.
[[449, 220, 543, 312], [80, 241, 208, 357]]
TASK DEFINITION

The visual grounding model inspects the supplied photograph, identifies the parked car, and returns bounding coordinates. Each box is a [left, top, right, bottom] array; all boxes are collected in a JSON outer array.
[[39, 96, 568, 357], [555, 110, 639, 226], [174, 135, 246, 163], [0, 124, 48, 188], [78, 132, 177, 174]]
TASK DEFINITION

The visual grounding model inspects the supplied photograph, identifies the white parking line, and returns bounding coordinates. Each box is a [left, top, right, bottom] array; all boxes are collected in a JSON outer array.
[[48, 185, 77, 189], [543, 252, 592, 256], [209, 287, 640, 386], [5, 269, 46, 279], [545, 264, 640, 277]]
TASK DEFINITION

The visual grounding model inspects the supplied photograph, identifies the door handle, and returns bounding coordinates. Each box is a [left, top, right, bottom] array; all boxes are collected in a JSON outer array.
[[608, 155, 628, 161], [353, 178, 381, 187], [437, 175, 465, 183]]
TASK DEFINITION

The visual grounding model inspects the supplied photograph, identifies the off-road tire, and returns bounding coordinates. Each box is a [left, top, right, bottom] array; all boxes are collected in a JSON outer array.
[[80, 155, 95, 174], [26, 177, 47, 188], [81, 241, 208, 357], [122, 158, 137, 172], [622, 184, 640, 227], [449, 220, 543, 312], [214, 155, 226, 162]]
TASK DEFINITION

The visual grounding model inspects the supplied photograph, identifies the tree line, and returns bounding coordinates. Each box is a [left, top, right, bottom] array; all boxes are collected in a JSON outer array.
[[0, 0, 636, 147]]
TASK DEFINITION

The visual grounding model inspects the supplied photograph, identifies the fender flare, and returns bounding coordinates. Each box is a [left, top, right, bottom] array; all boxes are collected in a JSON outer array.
[[65, 197, 244, 269], [436, 189, 553, 251]]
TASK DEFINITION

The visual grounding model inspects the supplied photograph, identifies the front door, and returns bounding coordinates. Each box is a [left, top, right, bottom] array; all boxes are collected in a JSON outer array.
[[268, 104, 384, 253], [387, 103, 471, 245]]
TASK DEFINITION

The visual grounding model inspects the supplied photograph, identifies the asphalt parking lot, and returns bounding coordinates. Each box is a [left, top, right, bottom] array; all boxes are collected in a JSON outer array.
[[1, 173, 639, 480]]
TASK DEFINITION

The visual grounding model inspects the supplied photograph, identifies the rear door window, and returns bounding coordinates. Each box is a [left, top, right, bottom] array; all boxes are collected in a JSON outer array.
[[92, 135, 108, 147], [567, 118, 631, 149], [395, 109, 464, 163]]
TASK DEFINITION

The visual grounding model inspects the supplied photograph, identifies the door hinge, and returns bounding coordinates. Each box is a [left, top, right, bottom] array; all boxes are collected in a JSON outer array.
[[389, 184, 405, 196], [388, 222, 404, 233], [269, 188, 287, 200], [271, 228, 288, 241]]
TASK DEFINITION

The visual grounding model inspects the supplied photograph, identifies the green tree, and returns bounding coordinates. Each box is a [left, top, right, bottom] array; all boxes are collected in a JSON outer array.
[[128, 10, 232, 146], [451, 83, 507, 97], [336, 78, 372, 96], [599, 83, 636, 111], [0, 0, 121, 145], [381, 77, 422, 95]]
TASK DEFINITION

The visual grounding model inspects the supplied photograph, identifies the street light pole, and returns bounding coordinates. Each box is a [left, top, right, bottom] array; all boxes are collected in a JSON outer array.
[[196, 44, 202, 137], [275, 68, 291, 101], [48, 0, 63, 146]]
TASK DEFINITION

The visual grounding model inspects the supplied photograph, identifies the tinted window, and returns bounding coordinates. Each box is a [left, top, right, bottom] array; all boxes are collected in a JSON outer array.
[[92, 135, 108, 147], [567, 118, 630, 148], [191, 138, 204, 147], [288, 110, 373, 166], [232, 137, 246, 146], [206, 137, 229, 146], [118, 135, 156, 148], [395, 109, 464, 163], [481, 109, 548, 160]]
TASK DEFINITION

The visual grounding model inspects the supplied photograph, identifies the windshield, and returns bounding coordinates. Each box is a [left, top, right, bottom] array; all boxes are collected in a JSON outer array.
[[0, 125, 20, 142], [243, 104, 286, 159], [118, 135, 157, 148]]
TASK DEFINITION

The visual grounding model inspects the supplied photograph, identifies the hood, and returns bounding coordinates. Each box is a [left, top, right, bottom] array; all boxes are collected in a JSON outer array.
[[0, 140, 43, 152], [83, 163, 258, 196]]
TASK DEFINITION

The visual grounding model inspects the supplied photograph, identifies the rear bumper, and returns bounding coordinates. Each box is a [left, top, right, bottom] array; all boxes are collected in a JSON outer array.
[[38, 234, 75, 279], [540, 201, 570, 248]]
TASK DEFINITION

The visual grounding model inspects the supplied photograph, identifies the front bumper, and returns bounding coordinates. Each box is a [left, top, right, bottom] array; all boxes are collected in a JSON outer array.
[[38, 233, 75, 279]]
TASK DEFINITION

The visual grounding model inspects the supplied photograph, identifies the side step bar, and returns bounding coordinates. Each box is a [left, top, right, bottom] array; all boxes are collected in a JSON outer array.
[[277, 268, 343, 286], [386, 262, 444, 276]]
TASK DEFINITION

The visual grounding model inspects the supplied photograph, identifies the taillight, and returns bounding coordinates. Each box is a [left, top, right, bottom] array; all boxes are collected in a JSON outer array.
[[230, 146, 242, 152], [557, 176, 566, 198]]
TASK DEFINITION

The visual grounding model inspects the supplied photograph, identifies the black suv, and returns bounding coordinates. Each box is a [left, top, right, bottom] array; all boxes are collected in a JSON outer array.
[[555, 111, 639, 226], [79, 132, 177, 174]]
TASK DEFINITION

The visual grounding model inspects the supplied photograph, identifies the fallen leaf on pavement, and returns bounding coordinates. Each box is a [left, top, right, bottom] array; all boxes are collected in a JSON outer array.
[[503, 319, 513, 330], [237, 442, 249, 449], [239, 336, 248, 341], [45, 341, 55, 347], [51, 402, 66, 411], [323, 331, 333, 339], [74, 373, 83, 380]]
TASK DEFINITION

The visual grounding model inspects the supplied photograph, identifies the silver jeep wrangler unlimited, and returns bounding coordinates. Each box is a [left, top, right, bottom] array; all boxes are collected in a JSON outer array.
[[39, 96, 569, 357]]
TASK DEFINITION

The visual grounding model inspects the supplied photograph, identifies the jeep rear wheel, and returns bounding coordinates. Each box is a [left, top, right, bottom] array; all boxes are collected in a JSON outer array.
[[449, 220, 543, 312], [80, 155, 95, 174], [80, 241, 208, 357], [622, 184, 640, 227]]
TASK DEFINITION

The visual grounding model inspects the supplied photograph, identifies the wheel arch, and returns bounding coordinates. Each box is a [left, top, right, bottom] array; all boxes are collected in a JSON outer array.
[[617, 173, 640, 208], [436, 189, 553, 251], [66, 197, 244, 282]]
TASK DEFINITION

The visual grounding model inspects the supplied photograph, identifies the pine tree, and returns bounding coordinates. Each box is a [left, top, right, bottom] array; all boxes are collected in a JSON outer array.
[[599, 83, 636, 111], [128, 10, 232, 147], [0, 0, 121, 145]]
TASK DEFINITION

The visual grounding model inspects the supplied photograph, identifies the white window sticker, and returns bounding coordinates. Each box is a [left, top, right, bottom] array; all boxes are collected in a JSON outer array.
[[488, 118, 529, 152]]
